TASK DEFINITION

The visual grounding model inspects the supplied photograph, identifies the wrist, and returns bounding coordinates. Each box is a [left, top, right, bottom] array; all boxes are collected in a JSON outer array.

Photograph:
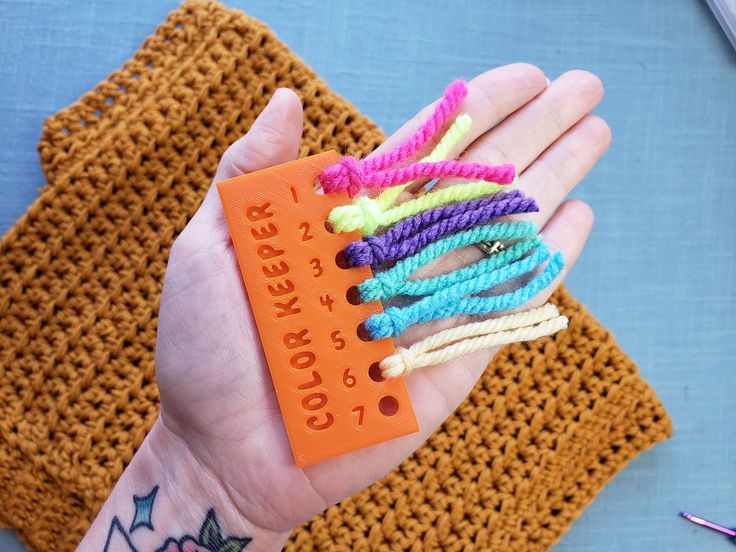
[[146, 418, 292, 551], [78, 417, 291, 552]]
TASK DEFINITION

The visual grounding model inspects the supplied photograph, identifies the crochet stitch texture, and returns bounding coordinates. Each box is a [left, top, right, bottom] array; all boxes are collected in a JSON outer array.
[[0, 2, 671, 550]]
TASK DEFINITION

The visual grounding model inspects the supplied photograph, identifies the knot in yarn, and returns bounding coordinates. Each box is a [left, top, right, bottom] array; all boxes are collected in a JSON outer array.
[[328, 204, 363, 233], [328, 196, 383, 234], [381, 347, 415, 378], [353, 196, 383, 234], [317, 156, 366, 196], [358, 271, 396, 302], [365, 306, 409, 339], [343, 235, 387, 268]]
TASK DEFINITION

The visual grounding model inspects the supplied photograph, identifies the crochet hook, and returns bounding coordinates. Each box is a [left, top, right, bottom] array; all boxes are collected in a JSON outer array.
[[680, 512, 736, 546]]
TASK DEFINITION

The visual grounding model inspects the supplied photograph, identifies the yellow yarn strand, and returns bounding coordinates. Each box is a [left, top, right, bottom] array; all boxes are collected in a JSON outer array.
[[376, 176, 518, 232], [375, 114, 473, 210], [328, 114, 473, 234], [380, 304, 568, 378]]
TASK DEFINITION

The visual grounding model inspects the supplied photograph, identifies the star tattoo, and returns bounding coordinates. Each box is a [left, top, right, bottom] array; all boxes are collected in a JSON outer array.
[[129, 485, 159, 533]]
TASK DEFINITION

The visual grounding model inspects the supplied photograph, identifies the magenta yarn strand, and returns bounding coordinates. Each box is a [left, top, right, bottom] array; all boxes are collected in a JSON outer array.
[[364, 80, 467, 172], [317, 80, 517, 196], [353, 161, 515, 191]]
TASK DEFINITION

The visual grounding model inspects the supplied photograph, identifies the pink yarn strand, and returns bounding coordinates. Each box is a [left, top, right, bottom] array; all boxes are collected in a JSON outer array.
[[318, 80, 517, 197], [360, 161, 516, 190], [363, 80, 468, 172]]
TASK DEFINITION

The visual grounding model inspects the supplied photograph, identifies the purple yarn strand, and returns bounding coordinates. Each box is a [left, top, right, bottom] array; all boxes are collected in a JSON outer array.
[[389, 189, 525, 239], [343, 190, 539, 267]]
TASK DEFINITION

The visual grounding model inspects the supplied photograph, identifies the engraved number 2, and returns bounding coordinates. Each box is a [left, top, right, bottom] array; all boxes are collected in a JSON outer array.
[[299, 222, 314, 241], [310, 258, 323, 277]]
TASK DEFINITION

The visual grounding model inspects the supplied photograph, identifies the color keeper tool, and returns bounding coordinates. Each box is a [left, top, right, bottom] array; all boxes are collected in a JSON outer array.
[[217, 80, 568, 466]]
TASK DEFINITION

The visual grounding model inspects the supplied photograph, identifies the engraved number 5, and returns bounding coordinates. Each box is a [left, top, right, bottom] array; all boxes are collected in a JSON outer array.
[[330, 330, 346, 350]]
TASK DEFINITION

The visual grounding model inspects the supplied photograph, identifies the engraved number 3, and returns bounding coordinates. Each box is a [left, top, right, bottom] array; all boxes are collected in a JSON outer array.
[[310, 258, 323, 277]]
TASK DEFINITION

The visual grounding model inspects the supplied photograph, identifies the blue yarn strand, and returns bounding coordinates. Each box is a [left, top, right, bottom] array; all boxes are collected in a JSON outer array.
[[359, 236, 543, 302], [364, 251, 565, 339]]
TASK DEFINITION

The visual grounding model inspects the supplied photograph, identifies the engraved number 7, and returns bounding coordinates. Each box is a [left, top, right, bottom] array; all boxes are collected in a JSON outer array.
[[352, 405, 364, 425]]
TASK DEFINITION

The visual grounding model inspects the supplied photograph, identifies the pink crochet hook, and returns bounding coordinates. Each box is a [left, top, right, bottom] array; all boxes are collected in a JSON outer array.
[[680, 512, 736, 545]]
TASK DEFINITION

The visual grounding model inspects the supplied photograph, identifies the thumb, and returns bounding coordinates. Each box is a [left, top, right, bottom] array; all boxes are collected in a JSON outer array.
[[181, 88, 304, 246], [215, 87, 304, 182]]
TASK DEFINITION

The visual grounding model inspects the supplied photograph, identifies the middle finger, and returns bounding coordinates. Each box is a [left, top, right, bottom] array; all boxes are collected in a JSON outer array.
[[454, 70, 604, 178]]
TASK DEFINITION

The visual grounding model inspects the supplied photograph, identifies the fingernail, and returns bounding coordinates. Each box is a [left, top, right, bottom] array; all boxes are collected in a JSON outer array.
[[270, 87, 292, 102]]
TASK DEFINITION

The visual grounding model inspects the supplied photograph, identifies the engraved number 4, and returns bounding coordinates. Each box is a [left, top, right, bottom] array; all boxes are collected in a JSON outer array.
[[319, 294, 334, 312]]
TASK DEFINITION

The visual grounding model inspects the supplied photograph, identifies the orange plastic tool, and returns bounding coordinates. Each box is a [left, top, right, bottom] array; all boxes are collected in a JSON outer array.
[[217, 151, 418, 467]]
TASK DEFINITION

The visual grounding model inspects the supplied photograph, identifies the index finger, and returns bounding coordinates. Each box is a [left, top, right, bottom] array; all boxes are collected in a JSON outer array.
[[369, 64, 548, 164]]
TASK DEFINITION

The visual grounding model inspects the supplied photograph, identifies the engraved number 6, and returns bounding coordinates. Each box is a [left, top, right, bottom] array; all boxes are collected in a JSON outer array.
[[342, 368, 356, 388]]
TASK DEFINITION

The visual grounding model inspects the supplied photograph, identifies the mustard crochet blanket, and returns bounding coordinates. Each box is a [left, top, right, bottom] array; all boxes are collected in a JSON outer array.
[[0, 2, 671, 550]]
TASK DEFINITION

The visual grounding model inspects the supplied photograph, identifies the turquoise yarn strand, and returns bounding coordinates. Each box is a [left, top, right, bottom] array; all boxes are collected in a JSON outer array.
[[359, 236, 543, 302], [364, 251, 565, 339], [358, 221, 538, 302]]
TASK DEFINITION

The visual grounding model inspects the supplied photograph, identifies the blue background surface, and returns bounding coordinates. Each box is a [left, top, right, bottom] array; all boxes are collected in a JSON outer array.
[[1, 1, 734, 550]]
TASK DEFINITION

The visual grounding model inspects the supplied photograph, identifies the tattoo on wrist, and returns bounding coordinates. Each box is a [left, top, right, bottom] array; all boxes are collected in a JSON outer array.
[[102, 485, 253, 551]]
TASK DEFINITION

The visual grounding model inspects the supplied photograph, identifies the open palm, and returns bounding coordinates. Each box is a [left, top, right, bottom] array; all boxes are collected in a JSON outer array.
[[154, 63, 610, 536]]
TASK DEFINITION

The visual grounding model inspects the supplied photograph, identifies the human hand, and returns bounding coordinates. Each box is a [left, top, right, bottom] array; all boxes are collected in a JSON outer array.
[[152, 63, 609, 546]]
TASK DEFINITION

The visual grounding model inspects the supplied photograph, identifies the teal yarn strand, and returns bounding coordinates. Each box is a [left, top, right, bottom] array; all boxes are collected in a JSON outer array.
[[423, 244, 552, 299], [364, 251, 565, 339], [359, 236, 543, 302], [358, 222, 538, 302]]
